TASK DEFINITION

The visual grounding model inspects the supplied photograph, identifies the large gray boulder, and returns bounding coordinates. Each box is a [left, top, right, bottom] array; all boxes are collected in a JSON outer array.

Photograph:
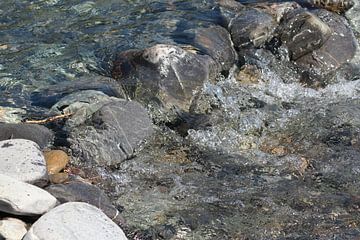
[[0, 139, 48, 185], [69, 100, 153, 166], [23, 202, 128, 240], [0, 174, 57, 216], [0, 123, 53, 149]]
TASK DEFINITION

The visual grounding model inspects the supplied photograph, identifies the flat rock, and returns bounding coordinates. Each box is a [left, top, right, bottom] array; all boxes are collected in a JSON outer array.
[[69, 100, 153, 165], [0, 218, 27, 240], [0, 123, 53, 149], [112, 44, 217, 111], [46, 181, 124, 225], [0, 174, 57, 216], [44, 150, 69, 174], [0, 139, 48, 185], [23, 202, 127, 240]]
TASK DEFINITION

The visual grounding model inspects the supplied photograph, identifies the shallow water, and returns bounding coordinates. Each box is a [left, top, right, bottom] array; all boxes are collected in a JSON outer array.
[[1, 0, 360, 239]]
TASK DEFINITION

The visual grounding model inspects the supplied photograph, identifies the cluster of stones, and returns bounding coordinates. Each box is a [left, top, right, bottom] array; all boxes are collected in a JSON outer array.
[[0, 124, 128, 239]]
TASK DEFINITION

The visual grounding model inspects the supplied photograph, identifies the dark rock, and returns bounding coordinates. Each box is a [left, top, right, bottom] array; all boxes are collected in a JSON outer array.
[[31, 75, 126, 108], [278, 9, 332, 60], [295, 9, 357, 75], [69, 99, 153, 166], [228, 8, 277, 48], [112, 44, 217, 111], [191, 25, 237, 71], [218, 0, 246, 27], [46, 181, 125, 226], [0, 123, 53, 149]]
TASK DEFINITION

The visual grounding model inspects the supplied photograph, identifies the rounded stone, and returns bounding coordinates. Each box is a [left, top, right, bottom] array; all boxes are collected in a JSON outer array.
[[0, 218, 27, 240], [0, 139, 48, 185], [23, 202, 128, 240], [44, 150, 70, 174]]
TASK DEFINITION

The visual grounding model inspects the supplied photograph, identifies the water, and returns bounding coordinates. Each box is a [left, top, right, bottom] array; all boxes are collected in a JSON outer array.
[[1, 0, 360, 239]]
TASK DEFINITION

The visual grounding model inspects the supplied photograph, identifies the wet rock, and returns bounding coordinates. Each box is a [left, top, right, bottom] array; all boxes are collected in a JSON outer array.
[[0, 174, 57, 216], [112, 44, 217, 111], [278, 9, 332, 60], [295, 10, 357, 75], [69, 100, 153, 166], [46, 181, 124, 225], [0, 139, 48, 185], [44, 150, 69, 174], [0, 218, 27, 240], [0, 123, 53, 149], [218, 0, 246, 27], [50, 90, 121, 128], [0, 107, 26, 123], [228, 8, 277, 48], [192, 25, 237, 71], [31, 75, 126, 108], [23, 202, 127, 240]]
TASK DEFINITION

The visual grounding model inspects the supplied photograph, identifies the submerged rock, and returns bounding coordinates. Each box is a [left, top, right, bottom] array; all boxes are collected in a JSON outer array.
[[69, 100, 153, 166], [46, 181, 124, 225], [0, 139, 48, 185], [0, 123, 53, 149], [112, 44, 217, 112], [0, 174, 57, 216], [23, 202, 127, 240]]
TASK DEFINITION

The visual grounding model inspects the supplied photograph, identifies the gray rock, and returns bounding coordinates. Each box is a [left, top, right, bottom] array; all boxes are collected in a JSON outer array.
[[50, 90, 121, 127], [46, 181, 124, 225], [191, 25, 237, 71], [228, 8, 277, 48], [0, 174, 57, 216], [0, 123, 53, 149], [112, 44, 217, 111], [69, 100, 153, 166], [0, 139, 48, 185], [278, 9, 332, 60], [23, 202, 127, 240], [0, 218, 27, 240]]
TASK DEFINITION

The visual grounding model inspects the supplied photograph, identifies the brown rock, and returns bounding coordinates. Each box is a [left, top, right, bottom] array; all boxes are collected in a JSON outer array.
[[44, 150, 70, 174], [49, 173, 69, 184]]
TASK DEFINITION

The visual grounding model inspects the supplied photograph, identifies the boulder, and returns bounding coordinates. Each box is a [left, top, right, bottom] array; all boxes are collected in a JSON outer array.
[[0, 123, 53, 149], [0, 174, 57, 216], [69, 100, 153, 165], [112, 44, 217, 111], [23, 202, 127, 240], [0, 218, 27, 240], [0, 139, 48, 185], [46, 181, 124, 225]]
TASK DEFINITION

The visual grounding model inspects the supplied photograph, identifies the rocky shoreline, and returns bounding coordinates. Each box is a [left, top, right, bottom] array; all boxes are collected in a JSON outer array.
[[1, 0, 360, 239]]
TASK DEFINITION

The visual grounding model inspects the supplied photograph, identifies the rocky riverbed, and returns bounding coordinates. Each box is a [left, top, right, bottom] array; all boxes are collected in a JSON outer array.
[[0, 0, 360, 239]]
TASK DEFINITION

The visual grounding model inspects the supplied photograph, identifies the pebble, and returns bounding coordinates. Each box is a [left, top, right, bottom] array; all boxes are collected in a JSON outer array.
[[44, 150, 69, 174], [0, 174, 57, 216], [23, 202, 128, 240], [0, 139, 48, 185], [0, 218, 27, 240]]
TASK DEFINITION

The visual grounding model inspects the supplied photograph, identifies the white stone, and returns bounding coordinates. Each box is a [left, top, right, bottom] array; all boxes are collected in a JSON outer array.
[[0, 217, 27, 240], [24, 202, 128, 240], [0, 174, 57, 215], [0, 139, 48, 184]]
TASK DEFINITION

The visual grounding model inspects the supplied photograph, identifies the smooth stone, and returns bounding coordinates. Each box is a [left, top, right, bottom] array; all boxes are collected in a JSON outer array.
[[278, 9, 332, 60], [44, 150, 69, 174], [228, 8, 277, 48], [69, 100, 154, 166], [49, 173, 69, 184], [0, 123, 53, 149], [46, 181, 124, 225], [191, 25, 237, 71], [23, 202, 127, 240], [0, 107, 26, 123], [0, 139, 48, 185], [50, 90, 121, 128], [0, 174, 57, 216], [112, 44, 217, 111], [0, 218, 27, 240]]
